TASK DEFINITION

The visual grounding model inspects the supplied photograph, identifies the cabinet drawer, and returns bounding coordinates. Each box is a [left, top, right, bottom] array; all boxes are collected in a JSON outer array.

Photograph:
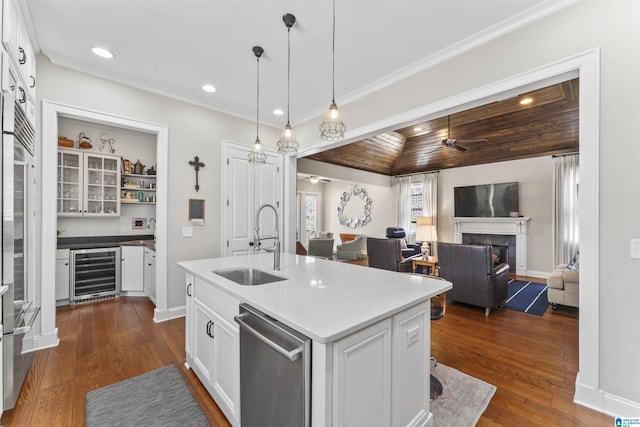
[[122, 245, 144, 257], [56, 248, 70, 260], [194, 278, 239, 324]]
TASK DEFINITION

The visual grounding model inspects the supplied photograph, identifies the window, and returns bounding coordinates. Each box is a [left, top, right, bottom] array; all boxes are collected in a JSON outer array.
[[296, 192, 321, 247], [409, 182, 424, 234]]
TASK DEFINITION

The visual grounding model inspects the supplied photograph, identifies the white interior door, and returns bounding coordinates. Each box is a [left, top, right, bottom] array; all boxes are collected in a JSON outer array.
[[223, 143, 281, 257]]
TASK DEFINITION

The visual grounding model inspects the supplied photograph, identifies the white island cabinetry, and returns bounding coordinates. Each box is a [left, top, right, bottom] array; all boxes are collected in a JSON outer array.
[[179, 253, 449, 427], [188, 275, 240, 426]]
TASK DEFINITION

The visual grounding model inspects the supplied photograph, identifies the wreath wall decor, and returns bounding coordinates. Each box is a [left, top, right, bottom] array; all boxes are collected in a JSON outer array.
[[337, 186, 372, 228]]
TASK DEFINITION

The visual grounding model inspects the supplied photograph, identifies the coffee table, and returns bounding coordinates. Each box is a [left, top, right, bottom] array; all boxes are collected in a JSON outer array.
[[412, 256, 438, 275]]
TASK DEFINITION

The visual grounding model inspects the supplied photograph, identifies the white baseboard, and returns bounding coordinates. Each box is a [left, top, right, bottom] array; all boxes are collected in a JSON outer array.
[[604, 391, 640, 417], [28, 328, 59, 351], [523, 270, 549, 279], [575, 375, 640, 417], [154, 305, 186, 323]]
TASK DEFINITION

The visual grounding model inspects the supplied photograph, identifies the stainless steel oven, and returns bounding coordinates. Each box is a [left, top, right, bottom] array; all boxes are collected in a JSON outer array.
[[2, 53, 39, 410]]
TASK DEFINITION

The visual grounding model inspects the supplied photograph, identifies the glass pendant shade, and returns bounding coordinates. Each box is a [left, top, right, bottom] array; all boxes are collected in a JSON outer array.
[[320, 0, 345, 142], [320, 101, 346, 142], [277, 122, 299, 154], [277, 13, 299, 156], [248, 137, 267, 164], [248, 46, 267, 165]]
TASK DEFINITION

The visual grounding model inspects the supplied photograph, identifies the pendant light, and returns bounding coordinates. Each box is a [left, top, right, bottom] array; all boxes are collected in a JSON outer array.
[[248, 46, 267, 165], [277, 13, 300, 155], [319, 0, 346, 142]]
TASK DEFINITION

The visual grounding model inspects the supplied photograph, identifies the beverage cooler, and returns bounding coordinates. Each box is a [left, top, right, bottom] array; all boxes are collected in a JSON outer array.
[[70, 247, 121, 303]]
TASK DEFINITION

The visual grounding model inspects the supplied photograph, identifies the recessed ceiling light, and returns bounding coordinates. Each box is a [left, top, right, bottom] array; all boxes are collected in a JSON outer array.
[[414, 127, 422, 132], [273, 109, 284, 116], [520, 97, 533, 105], [202, 84, 216, 93], [91, 46, 114, 59]]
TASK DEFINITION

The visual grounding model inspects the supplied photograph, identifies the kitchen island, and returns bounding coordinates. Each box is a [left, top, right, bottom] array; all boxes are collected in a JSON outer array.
[[178, 252, 451, 427]]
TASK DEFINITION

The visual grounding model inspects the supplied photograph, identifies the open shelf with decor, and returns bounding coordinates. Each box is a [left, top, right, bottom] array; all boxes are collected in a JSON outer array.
[[121, 173, 156, 205]]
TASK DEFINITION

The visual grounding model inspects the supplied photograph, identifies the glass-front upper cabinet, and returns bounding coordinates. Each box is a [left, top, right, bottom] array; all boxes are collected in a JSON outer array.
[[57, 150, 82, 215], [57, 149, 120, 217]]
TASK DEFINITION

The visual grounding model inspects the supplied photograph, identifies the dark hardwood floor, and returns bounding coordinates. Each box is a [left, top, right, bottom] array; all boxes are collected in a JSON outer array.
[[1, 278, 612, 426]]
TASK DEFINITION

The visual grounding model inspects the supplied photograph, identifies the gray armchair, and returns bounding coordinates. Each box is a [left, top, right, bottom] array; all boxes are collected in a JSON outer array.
[[385, 227, 421, 258], [336, 235, 366, 260], [437, 242, 510, 316], [366, 237, 414, 272], [307, 238, 334, 259]]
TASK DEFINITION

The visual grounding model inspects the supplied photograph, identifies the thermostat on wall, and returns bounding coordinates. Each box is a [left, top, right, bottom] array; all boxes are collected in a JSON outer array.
[[132, 217, 146, 230]]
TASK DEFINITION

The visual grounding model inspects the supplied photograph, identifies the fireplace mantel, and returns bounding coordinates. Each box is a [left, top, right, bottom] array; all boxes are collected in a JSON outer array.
[[451, 216, 531, 275]]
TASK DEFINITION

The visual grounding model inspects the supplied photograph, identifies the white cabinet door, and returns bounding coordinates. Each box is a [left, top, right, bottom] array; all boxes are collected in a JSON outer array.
[[211, 310, 240, 424], [121, 246, 144, 291], [391, 301, 430, 427], [143, 248, 156, 303], [55, 249, 70, 300], [223, 143, 281, 256], [185, 273, 195, 361], [333, 318, 392, 427], [192, 298, 214, 385]]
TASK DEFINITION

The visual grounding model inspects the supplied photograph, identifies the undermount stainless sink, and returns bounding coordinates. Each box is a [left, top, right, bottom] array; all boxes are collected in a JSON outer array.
[[213, 268, 286, 286]]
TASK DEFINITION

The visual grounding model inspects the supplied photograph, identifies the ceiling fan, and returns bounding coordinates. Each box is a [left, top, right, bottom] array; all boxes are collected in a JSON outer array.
[[440, 115, 488, 152], [309, 175, 331, 184]]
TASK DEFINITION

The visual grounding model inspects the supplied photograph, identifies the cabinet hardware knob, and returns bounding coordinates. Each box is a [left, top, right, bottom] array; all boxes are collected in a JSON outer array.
[[29, 75, 35, 88], [18, 47, 26, 64], [186, 283, 192, 297]]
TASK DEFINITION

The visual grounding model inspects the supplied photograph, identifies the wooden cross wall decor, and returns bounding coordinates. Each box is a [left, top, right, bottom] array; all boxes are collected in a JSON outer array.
[[188, 156, 205, 192]]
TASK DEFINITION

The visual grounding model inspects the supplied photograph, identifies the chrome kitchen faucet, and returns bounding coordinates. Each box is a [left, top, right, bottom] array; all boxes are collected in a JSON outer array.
[[254, 204, 280, 271]]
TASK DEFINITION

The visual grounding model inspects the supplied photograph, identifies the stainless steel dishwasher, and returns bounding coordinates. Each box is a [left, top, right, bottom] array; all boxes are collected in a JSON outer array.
[[234, 303, 311, 427]]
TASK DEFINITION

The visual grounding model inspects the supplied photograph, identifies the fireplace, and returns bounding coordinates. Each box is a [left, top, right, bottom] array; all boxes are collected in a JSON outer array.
[[451, 216, 530, 275], [462, 233, 516, 272]]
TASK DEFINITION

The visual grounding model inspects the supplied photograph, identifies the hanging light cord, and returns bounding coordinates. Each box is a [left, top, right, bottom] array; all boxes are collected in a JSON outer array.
[[331, 0, 336, 103], [287, 24, 292, 125], [256, 54, 260, 140]]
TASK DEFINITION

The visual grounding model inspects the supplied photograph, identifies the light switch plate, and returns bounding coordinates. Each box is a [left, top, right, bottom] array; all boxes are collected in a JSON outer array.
[[182, 226, 193, 237], [631, 239, 640, 259]]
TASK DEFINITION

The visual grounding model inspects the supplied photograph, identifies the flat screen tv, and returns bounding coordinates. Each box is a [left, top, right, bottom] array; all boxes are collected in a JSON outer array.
[[454, 182, 519, 217]]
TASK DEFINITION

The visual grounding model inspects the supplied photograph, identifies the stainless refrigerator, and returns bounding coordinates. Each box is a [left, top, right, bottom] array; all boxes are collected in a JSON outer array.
[[2, 59, 39, 411]]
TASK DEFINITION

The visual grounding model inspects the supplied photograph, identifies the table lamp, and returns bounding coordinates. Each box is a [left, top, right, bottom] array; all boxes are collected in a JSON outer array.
[[415, 216, 438, 258]]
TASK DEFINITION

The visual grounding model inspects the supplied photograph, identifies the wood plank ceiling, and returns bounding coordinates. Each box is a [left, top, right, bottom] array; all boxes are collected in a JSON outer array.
[[304, 78, 579, 176]]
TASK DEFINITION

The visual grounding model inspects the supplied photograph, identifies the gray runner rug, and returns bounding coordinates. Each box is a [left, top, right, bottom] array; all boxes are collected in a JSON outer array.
[[86, 364, 209, 427], [431, 364, 496, 427]]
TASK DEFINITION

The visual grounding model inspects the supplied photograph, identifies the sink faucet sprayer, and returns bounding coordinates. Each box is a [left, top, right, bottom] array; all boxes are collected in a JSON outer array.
[[254, 204, 280, 271]]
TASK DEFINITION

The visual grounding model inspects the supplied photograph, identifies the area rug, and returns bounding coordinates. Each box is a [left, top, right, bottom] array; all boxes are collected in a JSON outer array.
[[431, 364, 496, 427], [86, 365, 209, 426], [503, 279, 549, 316]]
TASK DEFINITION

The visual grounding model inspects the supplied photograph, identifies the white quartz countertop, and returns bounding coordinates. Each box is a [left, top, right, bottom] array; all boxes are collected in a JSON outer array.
[[178, 253, 451, 343]]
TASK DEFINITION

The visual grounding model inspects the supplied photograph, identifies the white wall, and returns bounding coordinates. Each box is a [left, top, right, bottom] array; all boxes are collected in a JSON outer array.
[[323, 180, 396, 241], [36, 57, 280, 310], [298, 159, 396, 241], [438, 156, 554, 275]]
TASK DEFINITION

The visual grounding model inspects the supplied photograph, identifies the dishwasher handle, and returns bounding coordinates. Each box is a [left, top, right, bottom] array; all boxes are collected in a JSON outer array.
[[234, 312, 303, 362]]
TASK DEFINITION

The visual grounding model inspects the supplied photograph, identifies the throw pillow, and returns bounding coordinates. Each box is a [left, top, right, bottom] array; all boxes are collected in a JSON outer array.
[[566, 250, 580, 271]]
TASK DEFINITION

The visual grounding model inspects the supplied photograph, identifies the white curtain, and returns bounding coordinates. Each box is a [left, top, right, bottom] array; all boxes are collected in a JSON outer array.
[[552, 154, 579, 266], [396, 176, 412, 232], [421, 172, 438, 226]]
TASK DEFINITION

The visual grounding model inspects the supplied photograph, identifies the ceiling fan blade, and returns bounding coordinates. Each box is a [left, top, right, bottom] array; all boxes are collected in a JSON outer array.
[[458, 138, 488, 144], [453, 143, 469, 151]]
